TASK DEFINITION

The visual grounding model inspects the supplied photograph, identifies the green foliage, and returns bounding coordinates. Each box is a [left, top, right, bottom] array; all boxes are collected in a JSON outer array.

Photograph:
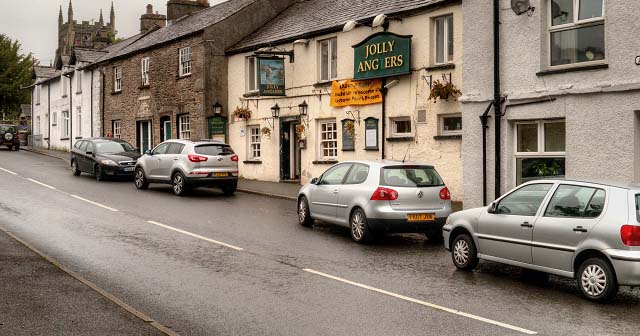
[[107, 30, 123, 44], [428, 80, 462, 103], [0, 34, 34, 119]]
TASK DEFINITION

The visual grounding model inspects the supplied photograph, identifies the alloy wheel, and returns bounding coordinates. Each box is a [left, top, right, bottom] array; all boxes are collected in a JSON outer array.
[[581, 264, 607, 297], [71, 161, 78, 174], [351, 211, 365, 241], [135, 170, 144, 188], [298, 201, 306, 224], [173, 174, 183, 194], [453, 239, 470, 266]]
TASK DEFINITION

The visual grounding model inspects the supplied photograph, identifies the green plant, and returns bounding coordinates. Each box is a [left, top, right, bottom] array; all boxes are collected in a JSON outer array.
[[295, 124, 305, 137], [261, 127, 271, 137], [429, 80, 462, 103], [344, 120, 355, 136], [232, 106, 252, 121], [534, 161, 561, 177]]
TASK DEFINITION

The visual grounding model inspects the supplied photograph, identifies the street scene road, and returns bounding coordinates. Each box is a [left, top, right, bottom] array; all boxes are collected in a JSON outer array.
[[1, 149, 639, 335]]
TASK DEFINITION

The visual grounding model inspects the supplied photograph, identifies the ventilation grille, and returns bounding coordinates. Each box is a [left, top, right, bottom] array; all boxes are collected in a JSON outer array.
[[417, 110, 427, 123]]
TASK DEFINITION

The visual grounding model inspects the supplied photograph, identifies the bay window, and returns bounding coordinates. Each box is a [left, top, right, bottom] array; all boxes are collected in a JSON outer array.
[[549, 0, 605, 67], [515, 120, 566, 185]]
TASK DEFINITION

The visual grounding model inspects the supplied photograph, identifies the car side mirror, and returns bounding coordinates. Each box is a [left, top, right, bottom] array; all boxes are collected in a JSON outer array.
[[310, 177, 319, 185], [488, 202, 498, 214], [145, 150, 152, 155]]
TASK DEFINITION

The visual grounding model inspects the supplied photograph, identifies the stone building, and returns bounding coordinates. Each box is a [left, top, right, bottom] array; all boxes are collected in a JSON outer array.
[[461, 0, 640, 208], [57, 0, 115, 58], [96, 0, 295, 154], [225, 0, 465, 201]]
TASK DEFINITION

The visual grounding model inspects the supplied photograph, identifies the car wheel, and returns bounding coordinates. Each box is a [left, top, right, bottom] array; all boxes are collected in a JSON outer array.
[[71, 160, 81, 176], [13, 145, 19, 151], [172, 172, 188, 196], [297, 196, 314, 227], [221, 182, 237, 196], [350, 208, 373, 243], [94, 165, 105, 181], [577, 257, 618, 302], [7, 145, 13, 151], [451, 233, 479, 271], [134, 167, 149, 190]]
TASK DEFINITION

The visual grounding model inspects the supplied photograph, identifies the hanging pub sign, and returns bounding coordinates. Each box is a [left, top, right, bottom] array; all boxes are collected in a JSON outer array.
[[330, 79, 382, 107], [258, 57, 286, 96], [353, 32, 412, 80]]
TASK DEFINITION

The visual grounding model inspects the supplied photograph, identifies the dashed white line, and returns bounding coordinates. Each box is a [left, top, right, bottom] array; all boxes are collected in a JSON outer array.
[[303, 268, 537, 335], [147, 221, 244, 251], [0, 167, 17, 175], [27, 178, 57, 190], [70, 195, 119, 212]]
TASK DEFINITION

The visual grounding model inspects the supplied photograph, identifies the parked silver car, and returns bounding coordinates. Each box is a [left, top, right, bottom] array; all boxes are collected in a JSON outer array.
[[443, 179, 640, 302], [297, 161, 453, 243], [134, 140, 239, 196]]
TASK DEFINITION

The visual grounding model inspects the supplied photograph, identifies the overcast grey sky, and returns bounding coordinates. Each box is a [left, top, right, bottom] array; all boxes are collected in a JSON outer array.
[[0, 0, 174, 64]]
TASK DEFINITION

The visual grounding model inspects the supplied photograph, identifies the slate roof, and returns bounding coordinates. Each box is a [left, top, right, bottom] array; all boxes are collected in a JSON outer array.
[[33, 66, 59, 80], [97, 0, 259, 63], [72, 48, 107, 64], [228, 0, 453, 53]]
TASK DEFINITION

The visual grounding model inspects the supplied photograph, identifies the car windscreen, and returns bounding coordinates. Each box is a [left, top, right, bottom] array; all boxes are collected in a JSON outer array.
[[636, 194, 640, 222], [0, 125, 16, 133], [194, 144, 235, 156], [95, 141, 135, 154], [381, 166, 444, 187]]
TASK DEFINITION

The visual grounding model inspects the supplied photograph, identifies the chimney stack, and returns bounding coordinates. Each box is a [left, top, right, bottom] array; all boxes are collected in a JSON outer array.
[[166, 0, 210, 22], [140, 4, 166, 33]]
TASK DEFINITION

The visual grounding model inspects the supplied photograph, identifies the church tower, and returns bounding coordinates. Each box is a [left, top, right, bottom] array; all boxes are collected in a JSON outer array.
[[109, 2, 115, 34], [55, 0, 116, 61]]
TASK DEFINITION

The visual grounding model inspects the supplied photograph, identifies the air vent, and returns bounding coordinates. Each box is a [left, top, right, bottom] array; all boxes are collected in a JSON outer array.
[[417, 110, 427, 123]]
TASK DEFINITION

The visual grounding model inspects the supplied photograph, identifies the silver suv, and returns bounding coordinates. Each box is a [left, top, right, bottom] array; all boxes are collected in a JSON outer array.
[[134, 140, 238, 196], [443, 179, 640, 302]]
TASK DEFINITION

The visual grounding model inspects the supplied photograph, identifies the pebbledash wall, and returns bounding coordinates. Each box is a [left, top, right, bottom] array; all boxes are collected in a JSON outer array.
[[227, 4, 465, 201], [461, 0, 640, 209]]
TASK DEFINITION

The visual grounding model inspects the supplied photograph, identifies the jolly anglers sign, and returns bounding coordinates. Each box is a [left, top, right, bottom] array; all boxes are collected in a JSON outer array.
[[353, 32, 412, 80]]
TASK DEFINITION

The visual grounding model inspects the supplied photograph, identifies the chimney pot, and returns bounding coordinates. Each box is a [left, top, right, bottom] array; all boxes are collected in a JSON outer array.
[[146, 4, 153, 14]]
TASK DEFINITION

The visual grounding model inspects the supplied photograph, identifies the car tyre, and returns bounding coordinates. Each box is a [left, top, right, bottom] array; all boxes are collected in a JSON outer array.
[[221, 182, 237, 196], [172, 172, 188, 196], [13, 145, 19, 151], [134, 167, 149, 190], [94, 165, 105, 181], [297, 196, 314, 227], [451, 233, 479, 271], [71, 160, 81, 176], [350, 208, 373, 244], [577, 257, 618, 303]]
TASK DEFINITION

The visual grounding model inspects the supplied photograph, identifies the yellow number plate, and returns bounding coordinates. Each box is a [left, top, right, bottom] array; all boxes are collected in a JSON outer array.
[[214, 172, 228, 177], [407, 213, 436, 222]]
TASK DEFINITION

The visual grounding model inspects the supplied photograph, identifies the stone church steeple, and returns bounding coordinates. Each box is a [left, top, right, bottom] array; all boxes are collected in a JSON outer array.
[[56, 0, 116, 59], [67, 0, 73, 23], [109, 2, 115, 33]]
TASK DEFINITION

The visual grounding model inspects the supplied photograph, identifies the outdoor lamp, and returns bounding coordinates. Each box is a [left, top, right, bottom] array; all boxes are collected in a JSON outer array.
[[298, 100, 308, 117], [271, 103, 280, 118], [213, 102, 223, 115]]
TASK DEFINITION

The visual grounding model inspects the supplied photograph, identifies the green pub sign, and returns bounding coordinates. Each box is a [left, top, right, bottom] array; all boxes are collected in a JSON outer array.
[[207, 116, 227, 137], [353, 32, 412, 80]]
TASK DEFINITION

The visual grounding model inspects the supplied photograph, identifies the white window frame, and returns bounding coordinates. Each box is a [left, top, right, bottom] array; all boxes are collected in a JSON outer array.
[[141, 57, 150, 86], [247, 125, 261, 160], [391, 117, 413, 137], [36, 116, 41, 135], [35, 85, 41, 105], [113, 120, 121, 138], [178, 114, 191, 140], [76, 70, 82, 93], [246, 56, 259, 93], [318, 38, 337, 82], [179, 47, 192, 77], [440, 113, 462, 136], [514, 119, 566, 184], [52, 112, 58, 126], [548, 0, 605, 68], [114, 66, 122, 92], [62, 111, 70, 138], [76, 107, 82, 136], [318, 120, 338, 160], [433, 14, 454, 65]]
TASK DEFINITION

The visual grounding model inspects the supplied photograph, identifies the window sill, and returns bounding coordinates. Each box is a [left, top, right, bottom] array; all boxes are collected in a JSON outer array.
[[313, 81, 333, 88], [111, 91, 122, 95], [60, 137, 69, 140], [139, 84, 150, 89], [75, 91, 82, 95], [313, 160, 338, 165], [74, 136, 83, 140], [44, 137, 49, 140], [176, 74, 192, 80], [243, 91, 260, 98], [386, 136, 414, 142], [61, 94, 68, 98], [536, 63, 608, 76], [425, 63, 455, 71], [342, 148, 355, 152], [365, 147, 379, 151], [243, 160, 262, 164], [434, 134, 462, 140]]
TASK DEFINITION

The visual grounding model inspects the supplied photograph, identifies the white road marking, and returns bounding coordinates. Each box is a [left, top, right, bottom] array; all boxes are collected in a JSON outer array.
[[27, 178, 57, 190], [70, 195, 119, 212], [147, 221, 244, 251], [0, 167, 17, 175], [303, 268, 537, 335]]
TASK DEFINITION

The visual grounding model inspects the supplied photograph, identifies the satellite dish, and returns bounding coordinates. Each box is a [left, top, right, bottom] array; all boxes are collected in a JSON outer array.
[[372, 14, 387, 28], [511, 0, 535, 16], [343, 20, 357, 32]]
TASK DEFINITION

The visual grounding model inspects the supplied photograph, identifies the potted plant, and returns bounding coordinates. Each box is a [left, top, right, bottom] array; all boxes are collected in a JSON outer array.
[[232, 106, 252, 121], [295, 124, 306, 139], [261, 127, 271, 138], [429, 80, 462, 103], [344, 120, 356, 137]]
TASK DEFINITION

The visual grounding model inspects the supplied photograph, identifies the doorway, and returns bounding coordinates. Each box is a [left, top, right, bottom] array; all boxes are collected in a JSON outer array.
[[136, 120, 152, 154], [160, 116, 171, 142], [280, 118, 301, 181]]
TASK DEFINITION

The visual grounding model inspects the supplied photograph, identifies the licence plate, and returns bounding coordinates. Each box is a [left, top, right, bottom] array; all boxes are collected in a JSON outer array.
[[214, 172, 228, 177], [124, 167, 134, 172], [407, 213, 436, 222]]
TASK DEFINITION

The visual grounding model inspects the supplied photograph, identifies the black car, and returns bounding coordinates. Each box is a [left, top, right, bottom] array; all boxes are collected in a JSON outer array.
[[0, 124, 20, 151], [70, 138, 141, 181]]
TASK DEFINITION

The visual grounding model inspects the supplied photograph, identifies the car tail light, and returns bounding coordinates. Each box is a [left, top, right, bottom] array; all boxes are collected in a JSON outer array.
[[231, 155, 239, 162], [370, 187, 398, 201], [188, 154, 208, 162], [439, 187, 451, 200], [231, 171, 239, 177], [621, 225, 640, 246]]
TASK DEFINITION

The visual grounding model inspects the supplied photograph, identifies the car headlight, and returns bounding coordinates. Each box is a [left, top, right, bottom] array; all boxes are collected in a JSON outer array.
[[100, 159, 118, 166]]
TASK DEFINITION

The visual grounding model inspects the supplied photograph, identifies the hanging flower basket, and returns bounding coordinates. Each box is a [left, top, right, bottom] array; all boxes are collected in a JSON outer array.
[[232, 106, 252, 121], [344, 120, 356, 137], [295, 124, 306, 138], [429, 80, 462, 103], [261, 127, 271, 138]]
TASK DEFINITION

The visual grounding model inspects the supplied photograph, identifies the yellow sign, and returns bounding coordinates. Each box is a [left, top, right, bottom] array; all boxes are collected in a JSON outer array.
[[330, 79, 382, 107]]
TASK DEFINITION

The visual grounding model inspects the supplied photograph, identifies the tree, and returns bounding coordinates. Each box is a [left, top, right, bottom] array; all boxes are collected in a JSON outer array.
[[0, 34, 34, 120]]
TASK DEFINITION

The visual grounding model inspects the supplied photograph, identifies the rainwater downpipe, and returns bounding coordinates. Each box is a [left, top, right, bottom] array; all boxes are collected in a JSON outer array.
[[47, 84, 51, 150], [90, 70, 94, 137], [493, 0, 503, 199], [480, 101, 493, 206], [64, 72, 73, 151]]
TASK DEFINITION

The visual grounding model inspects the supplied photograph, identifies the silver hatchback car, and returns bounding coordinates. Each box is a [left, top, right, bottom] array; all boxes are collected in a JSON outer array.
[[443, 179, 640, 302], [134, 140, 239, 196], [297, 161, 453, 243]]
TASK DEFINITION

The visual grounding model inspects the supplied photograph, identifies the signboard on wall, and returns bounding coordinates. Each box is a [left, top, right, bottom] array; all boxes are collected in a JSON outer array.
[[341, 119, 355, 151], [364, 117, 379, 150], [353, 32, 412, 80], [330, 79, 382, 107], [207, 116, 227, 142], [258, 57, 286, 96]]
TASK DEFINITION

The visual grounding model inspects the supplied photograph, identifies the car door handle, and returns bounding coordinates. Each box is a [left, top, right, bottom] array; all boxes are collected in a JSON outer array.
[[573, 226, 588, 233], [521, 222, 533, 228], [173, 158, 179, 161], [332, 189, 339, 194]]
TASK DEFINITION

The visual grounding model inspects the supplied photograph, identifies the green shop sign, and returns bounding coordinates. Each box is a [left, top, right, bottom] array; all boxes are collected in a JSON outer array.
[[208, 116, 227, 136], [353, 32, 412, 80]]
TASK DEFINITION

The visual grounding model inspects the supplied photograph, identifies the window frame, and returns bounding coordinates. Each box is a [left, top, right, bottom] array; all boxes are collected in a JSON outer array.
[[52, 112, 58, 126], [247, 125, 261, 160], [114, 66, 122, 92], [433, 14, 454, 65], [178, 114, 191, 140], [76, 106, 82, 136], [112, 120, 121, 138], [514, 119, 566, 185], [61, 110, 70, 138], [318, 163, 353, 185], [344, 163, 370, 185], [495, 183, 555, 217], [543, 183, 607, 219], [246, 56, 259, 93], [76, 70, 82, 94], [179, 47, 192, 77], [318, 120, 338, 161], [318, 37, 338, 83], [391, 117, 413, 137], [36, 116, 41, 135], [141, 57, 150, 86], [440, 113, 462, 136], [547, 0, 605, 68]]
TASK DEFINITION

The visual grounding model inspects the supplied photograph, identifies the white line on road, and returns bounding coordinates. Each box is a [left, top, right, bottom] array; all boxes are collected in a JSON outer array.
[[303, 268, 537, 335], [0, 167, 17, 175], [147, 221, 244, 251], [70, 195, 119, 212], [27, 178, 57, 190]]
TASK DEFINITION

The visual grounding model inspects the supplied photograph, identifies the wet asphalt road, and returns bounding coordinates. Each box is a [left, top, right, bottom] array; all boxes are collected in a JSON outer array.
[[0, 149, 639, 335]]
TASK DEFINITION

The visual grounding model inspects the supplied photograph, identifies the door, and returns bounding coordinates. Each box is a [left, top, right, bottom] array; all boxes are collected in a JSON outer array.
[[148, 143, 170, 179], [162, 120, 172, 142], [280, 120, 291, 180], [532, 184, 607, 272], [310, 164, 352, 223], [290, 122, 301, 180], [74, 140, 89, 172], [477, 183, 554, 264], [336, 164, 371, 224], [137, 121, 152, 155]]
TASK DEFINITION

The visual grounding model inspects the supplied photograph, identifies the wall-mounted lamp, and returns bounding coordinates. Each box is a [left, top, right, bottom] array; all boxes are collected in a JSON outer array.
[[213, 102, 223, 115], [343, 20, 359, 32], [298, 100, 308, 117], [372, 14, 388, 28], [271, 103, 280, 119]]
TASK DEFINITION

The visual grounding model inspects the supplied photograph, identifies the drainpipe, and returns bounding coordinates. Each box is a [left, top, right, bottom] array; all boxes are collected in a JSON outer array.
[[480, 101, 493, 206], [90, 70, 94, 138], [493, 0, 502, 199], [381, 79, 387, 160], [47, 84, 51, 150], [64, 72, 73, 151]]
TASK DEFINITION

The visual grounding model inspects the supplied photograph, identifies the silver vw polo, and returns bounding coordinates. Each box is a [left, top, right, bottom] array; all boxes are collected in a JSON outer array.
[[297, 160, 453, 243], [443, 179, 640, 302]]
